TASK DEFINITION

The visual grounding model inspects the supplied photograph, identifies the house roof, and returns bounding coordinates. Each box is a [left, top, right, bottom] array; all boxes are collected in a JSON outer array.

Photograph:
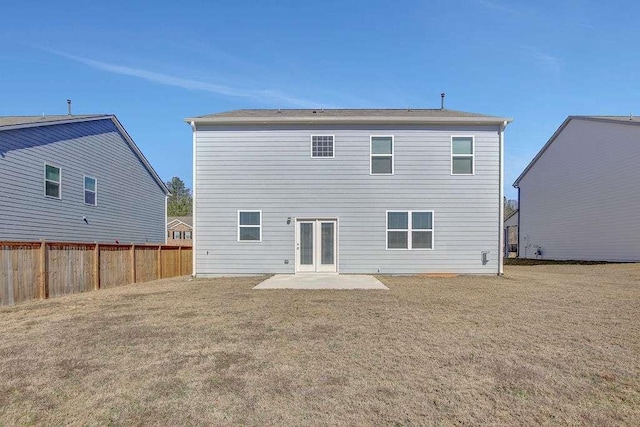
[[513, 115, 640, 187], [0, 114, 170, 195], [186, 109, 512, 126], [504, 209, 518, 222], [0, 115, 106, 128], [167, 216, 193, 228]]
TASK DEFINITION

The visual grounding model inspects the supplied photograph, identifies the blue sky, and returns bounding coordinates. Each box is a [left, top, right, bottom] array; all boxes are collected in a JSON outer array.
[[2, 0, 639, 199]]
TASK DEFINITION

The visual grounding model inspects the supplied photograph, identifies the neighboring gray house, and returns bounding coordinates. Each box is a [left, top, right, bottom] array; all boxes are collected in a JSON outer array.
[[0, 115, 169, 243], [504, 209, 518, 258], [514, 116, 640, 261], [187, 109, 511, 276]]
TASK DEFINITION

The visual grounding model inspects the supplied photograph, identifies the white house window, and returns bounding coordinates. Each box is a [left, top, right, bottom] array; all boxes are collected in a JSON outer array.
[[238, 210, 262, 242], [387, 210, 434, 250], [311, 135, 334, 158], [184, 231, 192, 239], [173, 231, 182, 239], [84, 176, 97, 206], [44, 164, 61, 199], [371, 136, 393, 174], [452, 136, 474, 175]]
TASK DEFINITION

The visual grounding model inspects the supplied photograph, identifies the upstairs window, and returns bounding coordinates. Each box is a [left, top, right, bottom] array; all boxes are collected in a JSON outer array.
[[452, 136, 474, 175], [311, 135, 334, 158], [238, 210, 262, 242], [371, 136, 394, 175], [84, 176, 97, 206], [45, 164, 61, 199], [184, 231, 192, 240], [387, 210, 434, 250], [173, 231, 182, 239]]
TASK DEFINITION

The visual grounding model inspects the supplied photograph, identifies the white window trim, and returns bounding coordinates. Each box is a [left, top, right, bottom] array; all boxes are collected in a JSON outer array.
[[385, 210, 434, 250], [310, 134, 335, 158], [237, 210, 262, 242], [83, 175, 97, 206], [44, 163, 62, 200], [451, 135, 475, 176], [370, 135, 394, 175]]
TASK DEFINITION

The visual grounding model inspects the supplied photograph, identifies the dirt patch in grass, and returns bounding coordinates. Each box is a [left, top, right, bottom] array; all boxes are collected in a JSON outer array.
[[1, 267, 640, 425]]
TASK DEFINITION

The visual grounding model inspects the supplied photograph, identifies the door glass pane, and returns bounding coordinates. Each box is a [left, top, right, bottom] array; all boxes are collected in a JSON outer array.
[[300, 223, 313, 265], [321, 223, 334, 265], [371, 156, 392, 174]]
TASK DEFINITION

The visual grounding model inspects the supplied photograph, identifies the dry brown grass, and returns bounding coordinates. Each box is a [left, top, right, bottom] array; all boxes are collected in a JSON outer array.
[[1, 264, 639, 425]]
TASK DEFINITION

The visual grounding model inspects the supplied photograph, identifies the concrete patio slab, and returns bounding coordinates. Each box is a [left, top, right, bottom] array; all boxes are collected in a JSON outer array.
[[253, 274, 388, 290]]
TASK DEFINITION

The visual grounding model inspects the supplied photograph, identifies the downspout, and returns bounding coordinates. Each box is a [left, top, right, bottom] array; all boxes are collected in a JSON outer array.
[[190, 121, 197, 277], [517, 186, 521, 258], [498, 121, 506, 275], [165, 195, 168, 244]]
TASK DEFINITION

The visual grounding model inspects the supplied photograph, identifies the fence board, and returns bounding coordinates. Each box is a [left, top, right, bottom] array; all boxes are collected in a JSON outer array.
[[100, 246, 133, 289], [135, 246, 158, 283], [0, 244, 40, 306], [160, 247, 180, 278], [48, 243, 95, 297], [0, 241, 191, 306]]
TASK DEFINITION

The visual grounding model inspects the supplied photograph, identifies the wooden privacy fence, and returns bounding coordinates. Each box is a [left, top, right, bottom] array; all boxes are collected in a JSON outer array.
[[0, 241, 192, 306]]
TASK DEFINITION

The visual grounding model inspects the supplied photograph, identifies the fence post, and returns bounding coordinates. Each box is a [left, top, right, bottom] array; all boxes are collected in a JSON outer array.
[[157, 245, 162, 279], [131, 244, 136, 284], [94, 243, 100, 290], [178, 246, 182, 276], [39, 240, 48, 300]]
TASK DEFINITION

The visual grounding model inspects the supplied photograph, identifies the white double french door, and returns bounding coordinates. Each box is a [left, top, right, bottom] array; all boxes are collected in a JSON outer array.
[[295, 219, 337, 273]]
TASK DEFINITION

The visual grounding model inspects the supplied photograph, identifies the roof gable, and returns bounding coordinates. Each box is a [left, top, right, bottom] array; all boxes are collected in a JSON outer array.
[[0, 115, 169, 195], [513, 116, 640, 187]]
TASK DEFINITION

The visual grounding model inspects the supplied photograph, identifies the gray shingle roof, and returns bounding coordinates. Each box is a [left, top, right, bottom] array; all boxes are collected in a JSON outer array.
[[0, 115, 106, 128], [186, 109, 512, 125], [571, 115, 640, 124]]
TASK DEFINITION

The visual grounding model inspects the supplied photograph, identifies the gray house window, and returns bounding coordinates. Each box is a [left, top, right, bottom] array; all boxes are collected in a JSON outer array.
[[238, 210, 262, 242], [44, 164, 61, 199], [451, 136, 474, 175], [386, 210, 434, 250], [371, 136, 394, 174], [311, 135, 334, 158], [84, 176, 97, 206]]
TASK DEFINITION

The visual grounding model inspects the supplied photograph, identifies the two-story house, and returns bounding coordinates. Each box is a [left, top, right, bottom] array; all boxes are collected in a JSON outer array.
[[187, 109, 511, 276], [0, 115, 169, 243]]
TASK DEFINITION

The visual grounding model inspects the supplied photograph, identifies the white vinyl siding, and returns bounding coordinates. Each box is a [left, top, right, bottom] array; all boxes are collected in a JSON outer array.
[[370, 136, 393, 175], [44, 163, 61, 199], [386, 210, 434, 250], [311, 135, 334, 158], [451, 136, 474, 175], [238, 210, 262, 242]]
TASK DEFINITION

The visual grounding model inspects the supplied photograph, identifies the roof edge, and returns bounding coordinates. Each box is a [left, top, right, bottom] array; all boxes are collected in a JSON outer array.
[[0, 115, 114, 131], [185, 115, 512, 126]]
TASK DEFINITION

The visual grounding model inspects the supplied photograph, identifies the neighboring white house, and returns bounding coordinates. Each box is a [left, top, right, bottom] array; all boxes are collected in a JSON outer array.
[[0, 115, 169, 243], [514, 116, 640, 261], [187, 109, 511, 276]]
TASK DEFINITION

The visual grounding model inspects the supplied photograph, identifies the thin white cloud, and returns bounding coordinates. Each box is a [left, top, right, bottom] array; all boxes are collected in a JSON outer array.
[[524, 47, 562, 73], [45, 49, 319, 107]]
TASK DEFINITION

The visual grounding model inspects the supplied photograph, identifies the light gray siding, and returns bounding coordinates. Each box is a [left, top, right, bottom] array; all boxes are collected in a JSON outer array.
[[0, 119, 166, 243], [518, 119, 640, 261], [195, 124, 502, 275]]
